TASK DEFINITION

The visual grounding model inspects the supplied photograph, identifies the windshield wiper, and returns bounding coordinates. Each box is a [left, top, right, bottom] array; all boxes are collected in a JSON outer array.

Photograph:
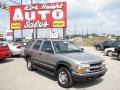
[[71, 50, 81, 52], [58, 50, 81, 53]]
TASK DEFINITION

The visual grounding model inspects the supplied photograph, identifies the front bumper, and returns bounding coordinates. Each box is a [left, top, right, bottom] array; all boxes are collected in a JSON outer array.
[[12, 49, 23, 56], [72, 68, 107, 81], [113, 53, 118, 56]]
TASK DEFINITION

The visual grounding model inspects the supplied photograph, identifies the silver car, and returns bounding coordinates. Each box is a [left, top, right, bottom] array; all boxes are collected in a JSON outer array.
[[24, 39, 107, 88], [3, 42, 24, 56]]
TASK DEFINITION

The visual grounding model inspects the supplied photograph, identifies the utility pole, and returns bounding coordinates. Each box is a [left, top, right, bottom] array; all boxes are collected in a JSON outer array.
[[87, 27, 88, 35], [75, 25, 77, 35], [82, 28, 83, 40], [75, 25, 77, 41], [31, 0, 33, 4], [30, 0, 35, 39]]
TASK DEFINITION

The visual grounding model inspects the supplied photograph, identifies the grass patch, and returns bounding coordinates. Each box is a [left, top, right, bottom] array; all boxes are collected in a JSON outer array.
[[75, 37, 111, 46]]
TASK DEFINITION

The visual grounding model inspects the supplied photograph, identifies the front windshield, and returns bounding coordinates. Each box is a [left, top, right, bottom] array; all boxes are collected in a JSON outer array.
[[53, 41, 81, 53]]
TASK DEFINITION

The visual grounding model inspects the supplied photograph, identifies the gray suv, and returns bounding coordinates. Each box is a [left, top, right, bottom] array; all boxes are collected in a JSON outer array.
[[24, 39, 107, 88]]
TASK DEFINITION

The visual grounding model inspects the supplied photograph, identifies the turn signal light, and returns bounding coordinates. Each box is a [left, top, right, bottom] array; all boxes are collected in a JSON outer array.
[[75, 68, 87, 73]]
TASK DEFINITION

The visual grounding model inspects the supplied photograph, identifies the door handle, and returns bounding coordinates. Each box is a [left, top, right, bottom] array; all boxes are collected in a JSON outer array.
[[39, 53, 42, 55]]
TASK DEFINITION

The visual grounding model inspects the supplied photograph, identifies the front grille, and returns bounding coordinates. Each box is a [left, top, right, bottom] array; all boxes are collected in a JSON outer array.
[[90, 63, 101, 66], [90, 62, 103, 72]]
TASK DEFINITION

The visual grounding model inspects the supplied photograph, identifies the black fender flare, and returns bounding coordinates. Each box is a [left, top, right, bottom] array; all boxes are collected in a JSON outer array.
[[55, 61, 72, 74]]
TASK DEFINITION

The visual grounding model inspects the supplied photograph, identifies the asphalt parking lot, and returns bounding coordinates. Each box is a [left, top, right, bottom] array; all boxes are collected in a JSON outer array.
[[0, 47, 120, 90]]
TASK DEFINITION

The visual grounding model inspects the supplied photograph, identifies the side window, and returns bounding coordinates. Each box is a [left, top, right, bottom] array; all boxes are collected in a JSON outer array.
[[32, 40, 42, 50], [114, 41, 120, 46], [107, 41, 113, 44], [118, 41, 120, 45], [104, 41, 109, 44], [25, 40, 35, 48], [41, 41, 54, 53], [104, 41, 113, 45]]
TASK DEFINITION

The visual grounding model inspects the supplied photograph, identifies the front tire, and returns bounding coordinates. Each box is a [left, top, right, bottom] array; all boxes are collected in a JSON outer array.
[[107, 51, 113, 57], [57, 67, 73, 88], [96, 46, 101, 50], [27, 57, 34, 71], [118, 53, 120, 61]]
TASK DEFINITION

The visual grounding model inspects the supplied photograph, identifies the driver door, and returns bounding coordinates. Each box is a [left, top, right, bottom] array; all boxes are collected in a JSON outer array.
[[40, 41, 55, 67]]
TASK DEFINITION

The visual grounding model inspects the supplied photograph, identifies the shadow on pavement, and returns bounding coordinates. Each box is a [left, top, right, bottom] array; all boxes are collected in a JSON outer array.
[[0, 58, 14, 64], [35, 70, 57, 81], [34, 69, 103, 89], [110, 57, 120, 61], [11, 55, 23, 58], [100, 51, 104, 53], [73, 78, 103, 89]]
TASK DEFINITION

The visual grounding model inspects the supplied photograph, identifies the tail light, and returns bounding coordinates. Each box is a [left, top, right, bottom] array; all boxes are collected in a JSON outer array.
[[17, 46, 21, 49]]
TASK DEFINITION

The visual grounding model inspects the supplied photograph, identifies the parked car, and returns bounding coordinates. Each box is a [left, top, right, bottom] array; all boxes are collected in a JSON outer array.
[[0, 42, 12, 60], [114, 46, 120, 61], [94, 40, 120, 50], [104, 47, 115, 56], [24, 39, 107, 88], [2, 42, 24, 56]]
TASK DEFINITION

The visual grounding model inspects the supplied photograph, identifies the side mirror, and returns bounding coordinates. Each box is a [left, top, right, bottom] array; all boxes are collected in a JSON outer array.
[[81, 48, 84, 52]]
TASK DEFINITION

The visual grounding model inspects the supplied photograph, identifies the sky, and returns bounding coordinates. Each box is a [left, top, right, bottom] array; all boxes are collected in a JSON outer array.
[[0, 0, 120, 38]]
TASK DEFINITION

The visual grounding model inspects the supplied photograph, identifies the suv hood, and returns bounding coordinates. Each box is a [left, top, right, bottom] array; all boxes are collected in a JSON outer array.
[[58, 52, 104, 63]]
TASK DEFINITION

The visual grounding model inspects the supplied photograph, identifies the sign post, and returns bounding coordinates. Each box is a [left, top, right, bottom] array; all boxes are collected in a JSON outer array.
[[63, 27, 66, 39], [12, 29, 14, 41], [20, 0, 23, 41], [35, 28, 38, 39]]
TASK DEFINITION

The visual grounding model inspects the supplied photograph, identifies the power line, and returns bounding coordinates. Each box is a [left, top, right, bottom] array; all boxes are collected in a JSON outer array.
[[0, 1, 10, 12], [8, 0, 20, 4]]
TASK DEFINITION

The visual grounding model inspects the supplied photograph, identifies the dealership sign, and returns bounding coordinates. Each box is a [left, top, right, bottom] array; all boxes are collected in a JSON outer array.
[[10, 2, 67, 30]]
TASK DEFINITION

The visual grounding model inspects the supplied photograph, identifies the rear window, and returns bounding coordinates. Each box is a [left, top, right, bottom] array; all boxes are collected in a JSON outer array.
[[25, 40, 35, 48]]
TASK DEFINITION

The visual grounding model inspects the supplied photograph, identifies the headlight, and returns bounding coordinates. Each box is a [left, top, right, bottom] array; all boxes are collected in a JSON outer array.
[[101, 61, 106, 69], [75, 64, 90, 73], [79, 63, 90, 68], [102, 61, 106, 66]]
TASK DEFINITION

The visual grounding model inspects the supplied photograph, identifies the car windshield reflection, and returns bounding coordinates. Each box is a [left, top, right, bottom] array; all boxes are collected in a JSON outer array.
[[53, 41, 82, 53]]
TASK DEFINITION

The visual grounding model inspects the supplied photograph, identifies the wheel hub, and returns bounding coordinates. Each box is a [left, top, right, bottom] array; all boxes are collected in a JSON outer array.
[[28, 60, 31, 68], [59, 71, 68, 84]]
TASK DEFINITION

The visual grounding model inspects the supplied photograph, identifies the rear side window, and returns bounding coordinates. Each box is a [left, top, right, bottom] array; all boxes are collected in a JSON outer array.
[[32, 40, 42, 50], [113, 40, 120, 46], [25, 40, 35, 48]]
